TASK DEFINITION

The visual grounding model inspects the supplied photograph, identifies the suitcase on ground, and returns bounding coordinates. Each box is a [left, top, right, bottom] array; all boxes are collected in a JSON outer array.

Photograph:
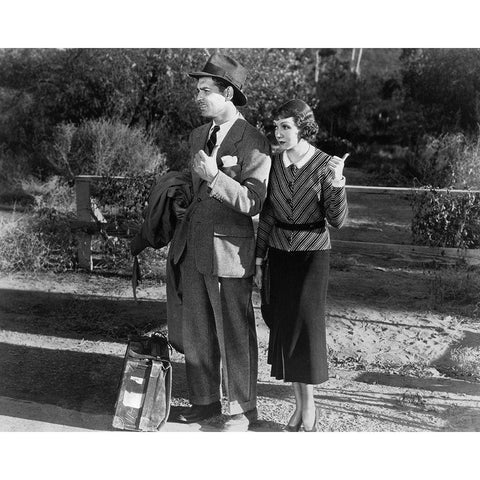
[[112, 333, 172, 432]]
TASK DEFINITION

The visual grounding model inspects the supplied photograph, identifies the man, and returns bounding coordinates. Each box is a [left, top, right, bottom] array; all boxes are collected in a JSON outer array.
[[171, 53, 271, 431]]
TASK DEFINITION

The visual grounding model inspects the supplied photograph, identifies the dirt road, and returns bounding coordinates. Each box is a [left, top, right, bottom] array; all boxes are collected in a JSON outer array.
[[1, 260, 479, 432]]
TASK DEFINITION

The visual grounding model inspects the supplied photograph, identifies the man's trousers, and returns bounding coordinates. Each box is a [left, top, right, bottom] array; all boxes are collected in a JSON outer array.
[[180, 240, 258, 415]]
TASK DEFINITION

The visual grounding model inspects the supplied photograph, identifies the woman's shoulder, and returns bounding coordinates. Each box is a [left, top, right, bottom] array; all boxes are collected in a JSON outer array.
[[310, 148, 331, 170], [271, 151, 285, 168]]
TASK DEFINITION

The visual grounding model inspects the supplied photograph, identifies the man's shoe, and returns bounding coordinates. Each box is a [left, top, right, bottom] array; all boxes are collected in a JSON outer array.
[[222, 408, 258, 432], [177, 401, 221, 424]]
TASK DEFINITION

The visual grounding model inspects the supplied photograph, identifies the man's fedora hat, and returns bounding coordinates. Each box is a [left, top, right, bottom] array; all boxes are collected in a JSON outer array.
[[189, 53, 248, 106]]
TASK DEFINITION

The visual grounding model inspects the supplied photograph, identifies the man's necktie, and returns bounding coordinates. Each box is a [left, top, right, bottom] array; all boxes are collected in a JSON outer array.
[[206, 125, 220, 155]]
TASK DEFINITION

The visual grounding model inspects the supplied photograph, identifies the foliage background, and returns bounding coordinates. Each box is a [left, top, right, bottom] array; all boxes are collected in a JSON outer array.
[[1, 48, 480, 272]]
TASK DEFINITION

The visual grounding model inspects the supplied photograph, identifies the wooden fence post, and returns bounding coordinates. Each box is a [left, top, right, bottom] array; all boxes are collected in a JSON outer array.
[[75, 177, 93, 271]]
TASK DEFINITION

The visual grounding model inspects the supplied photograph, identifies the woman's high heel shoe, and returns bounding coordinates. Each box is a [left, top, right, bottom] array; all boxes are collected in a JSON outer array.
[[284, 412, 303, 432], [303, 408, 319, 432], [284, 420, 302, 432]]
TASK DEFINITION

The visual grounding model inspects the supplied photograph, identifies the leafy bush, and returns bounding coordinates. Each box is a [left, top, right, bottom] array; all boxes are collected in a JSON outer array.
[[408, 133, 480, 189], [89, 173, 169, 278], [0, 208, 77, 272], [450, 134, 480, 190], [0, 147, 36, 207], [0, 147, 32, 186], [0, 172, 170, 276], [91, 174, 157, 236], [411, 189, 480, 248], [20, 175, 76, 212], [410, 132, 480, 248], [401, 49, 480, 135], [0, 175, 78, 273], [48, 119, 166, 178]]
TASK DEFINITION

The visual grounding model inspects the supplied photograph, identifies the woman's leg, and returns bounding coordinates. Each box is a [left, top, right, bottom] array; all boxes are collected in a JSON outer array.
[[300, 383, 317, 430], [287, 382, 303, 428]]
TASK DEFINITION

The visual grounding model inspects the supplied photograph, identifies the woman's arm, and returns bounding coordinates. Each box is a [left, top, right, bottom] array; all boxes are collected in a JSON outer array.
[[321, 156, 348, 229], [255, 199, 275, 261]]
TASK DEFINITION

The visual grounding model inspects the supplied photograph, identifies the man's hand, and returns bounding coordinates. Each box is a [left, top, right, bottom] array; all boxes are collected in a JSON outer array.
[[193, 149, 219, 183], [328, 153, 349, 181]]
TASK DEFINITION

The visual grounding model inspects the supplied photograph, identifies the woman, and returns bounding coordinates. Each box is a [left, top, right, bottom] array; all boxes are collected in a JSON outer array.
[[255, 99, 348, 431]]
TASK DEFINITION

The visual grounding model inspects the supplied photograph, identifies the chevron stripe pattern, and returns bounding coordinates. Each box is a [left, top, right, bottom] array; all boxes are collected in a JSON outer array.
[[256, 149, 348, 258]]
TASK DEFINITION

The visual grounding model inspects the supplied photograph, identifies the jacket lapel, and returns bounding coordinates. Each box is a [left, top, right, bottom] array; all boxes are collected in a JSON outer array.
[[191, 116, 247, 192], [216, 118, 246, 160]]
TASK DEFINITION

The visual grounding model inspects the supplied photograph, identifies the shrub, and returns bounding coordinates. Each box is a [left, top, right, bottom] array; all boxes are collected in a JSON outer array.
[[48, 119, 166, 179], [0, 147, 35, 207], [411, 189, 480, 248], [91, 173, 157, 235], [408, 133, 480, 188], [20, 175, 76, 212], [0, 208, 77, 272], [0, 147, 32, 186], [410, 132, 480, 248], [450, 134, 480, 190], [89, 173, 169, 278], [401, 49, 480, 136]]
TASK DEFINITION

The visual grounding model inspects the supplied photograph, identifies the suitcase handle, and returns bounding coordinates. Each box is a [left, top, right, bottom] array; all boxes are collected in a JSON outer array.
[[127, 334, 171, 360], [127, 348, 167, 361]]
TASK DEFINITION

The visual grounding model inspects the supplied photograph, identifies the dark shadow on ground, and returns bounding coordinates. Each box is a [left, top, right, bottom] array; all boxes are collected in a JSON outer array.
[[0, 342, 191, 431], [0, 288, 167, 342], [355, 371, 480, 396], [257, 377, 479, 431], [258, 379, 440, 430], [313, 387, 443, 431], [0, 341, 123, 429], [431, 329, 480, 382]]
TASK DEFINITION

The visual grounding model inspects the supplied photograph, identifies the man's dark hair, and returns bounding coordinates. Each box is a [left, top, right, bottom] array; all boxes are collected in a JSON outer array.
[[212, 77, 232, 92]]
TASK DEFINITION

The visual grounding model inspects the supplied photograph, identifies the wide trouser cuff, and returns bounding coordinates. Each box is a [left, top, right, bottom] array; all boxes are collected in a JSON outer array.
[[190, 393, 221, 406], [227, 398, 257, 415]]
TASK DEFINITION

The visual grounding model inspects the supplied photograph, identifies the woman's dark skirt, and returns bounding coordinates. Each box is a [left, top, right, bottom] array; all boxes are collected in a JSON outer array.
[[267, 247, 330, 385]]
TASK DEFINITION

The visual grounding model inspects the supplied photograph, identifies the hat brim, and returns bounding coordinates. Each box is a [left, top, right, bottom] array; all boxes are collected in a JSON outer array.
[[189, 71, 247, 106]]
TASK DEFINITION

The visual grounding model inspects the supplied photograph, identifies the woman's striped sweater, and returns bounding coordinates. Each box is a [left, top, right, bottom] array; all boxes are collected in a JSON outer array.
[[255, 148, 348, 259]]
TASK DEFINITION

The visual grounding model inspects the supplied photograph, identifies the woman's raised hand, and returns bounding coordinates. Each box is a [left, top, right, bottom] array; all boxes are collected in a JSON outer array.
[[328, 153, 350, 180]]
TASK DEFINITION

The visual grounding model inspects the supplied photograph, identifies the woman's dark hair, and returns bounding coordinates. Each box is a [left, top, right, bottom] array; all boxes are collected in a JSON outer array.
[[273, 99, 319, 141]]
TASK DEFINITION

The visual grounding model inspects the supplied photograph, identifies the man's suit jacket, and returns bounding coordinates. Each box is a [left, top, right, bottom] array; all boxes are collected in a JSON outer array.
[[171, 117, 271, 278]]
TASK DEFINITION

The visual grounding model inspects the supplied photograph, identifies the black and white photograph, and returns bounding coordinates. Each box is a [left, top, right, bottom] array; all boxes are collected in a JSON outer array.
[[0, 2, 478, 479]]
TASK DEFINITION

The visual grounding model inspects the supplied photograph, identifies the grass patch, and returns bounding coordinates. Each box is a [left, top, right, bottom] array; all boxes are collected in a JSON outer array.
[[0, 176, 78, 272], [426, 264, 480, 319], [450, 346, 480, 380]]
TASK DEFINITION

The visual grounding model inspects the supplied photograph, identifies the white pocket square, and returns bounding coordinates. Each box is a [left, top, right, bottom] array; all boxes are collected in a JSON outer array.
[[221, 155, 238, 167]]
